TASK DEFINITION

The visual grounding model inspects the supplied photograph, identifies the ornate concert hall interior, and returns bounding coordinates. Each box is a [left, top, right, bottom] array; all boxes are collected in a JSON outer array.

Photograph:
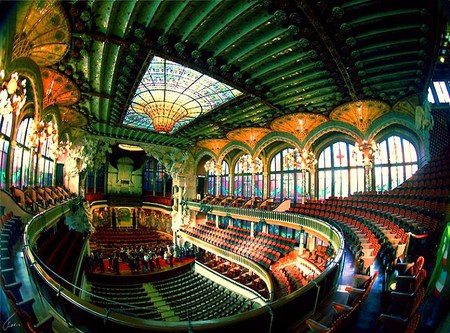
[[1, 1, 450, 332]]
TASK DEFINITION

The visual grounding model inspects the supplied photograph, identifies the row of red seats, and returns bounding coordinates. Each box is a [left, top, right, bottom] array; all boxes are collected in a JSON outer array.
[[377, 256, 427, 333], [306, 271, 379, 332]]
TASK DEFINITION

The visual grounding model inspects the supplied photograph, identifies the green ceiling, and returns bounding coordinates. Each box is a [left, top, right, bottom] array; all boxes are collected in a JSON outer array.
[[11, 0, 445, 147]]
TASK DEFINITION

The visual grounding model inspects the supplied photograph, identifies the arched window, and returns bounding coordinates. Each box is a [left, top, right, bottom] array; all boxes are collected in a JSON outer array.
[[12, 117, 34, 188], [0, 112, 13, 189], [234, 160, 252, 198], [269, 148, 306, 203], [220, 161, 229, 196], [38, 136, 57, 186], [317, 141, 364, 199], [374, 136, 418, 191]]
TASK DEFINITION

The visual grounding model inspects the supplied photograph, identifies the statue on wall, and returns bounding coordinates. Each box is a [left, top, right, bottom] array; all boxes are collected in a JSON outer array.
[[415, 100, 434, 133]]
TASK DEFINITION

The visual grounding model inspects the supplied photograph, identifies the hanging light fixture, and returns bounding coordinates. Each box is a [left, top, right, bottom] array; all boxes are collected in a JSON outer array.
[[352, 139, 380, 167], [238, 154, 263, 174], [57, 139, 72, 158], [284, 148, 317, 172], [28, 120, 58, 150], [0, 69, 27, 116], [205, 159, 222, 176]]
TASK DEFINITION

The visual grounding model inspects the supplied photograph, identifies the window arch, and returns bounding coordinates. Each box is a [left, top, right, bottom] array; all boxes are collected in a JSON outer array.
[[374, 135, 418, 191], [12, 117, 34, 188], [0, 113, 13, 189], [269, 148, 306, 203], [317, 141, 364, 199]]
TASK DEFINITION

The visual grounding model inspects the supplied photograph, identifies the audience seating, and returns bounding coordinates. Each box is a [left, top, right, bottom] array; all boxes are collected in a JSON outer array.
[[183, 222, 295, 269], [89, 282, 161, 319], [1, 210, 55, 332], [151, 268, 255, 321], [376, 256, 427, 333], [306, 271, 378, 333]]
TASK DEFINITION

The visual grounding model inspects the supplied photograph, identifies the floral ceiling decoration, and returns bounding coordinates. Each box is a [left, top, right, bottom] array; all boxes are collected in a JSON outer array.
[[271, 112, 328, 142], [226, 127, 271, 150], [41, 68, 80, 109], [13, 0, 70, 66], [196, 139, 231, 156], [123, 55, 242, 134], [330, 100, 391, 133]]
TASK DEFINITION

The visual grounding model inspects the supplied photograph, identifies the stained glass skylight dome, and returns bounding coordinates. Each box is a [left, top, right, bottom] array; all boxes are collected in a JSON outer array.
[[123, 56, 242, 134]]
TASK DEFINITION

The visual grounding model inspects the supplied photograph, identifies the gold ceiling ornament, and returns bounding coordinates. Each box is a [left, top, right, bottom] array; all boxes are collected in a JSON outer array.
[[13, 0, 70, 66], [330, 100, 390, 133], [197, 139, 231, 156], [226, 127, 271, 149], [143, 102, 188, 134], [204, 159, 222, 176], [238, 154, 263, 174], [58, 106, 87, 129], [0, 70, 27, 116], [41, 68, 80, 109], [271, 112, 328, 142]]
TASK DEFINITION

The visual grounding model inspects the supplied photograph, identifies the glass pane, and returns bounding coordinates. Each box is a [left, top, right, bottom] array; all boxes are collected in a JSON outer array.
[[388, 136, 403, 163], [333, 142, 348, 167], [0, 139, 9, 189], [124, 56, 242, 133], [433, 81, 450, 103], [0, 113, 13, 136], [427, 86, 435, 104]]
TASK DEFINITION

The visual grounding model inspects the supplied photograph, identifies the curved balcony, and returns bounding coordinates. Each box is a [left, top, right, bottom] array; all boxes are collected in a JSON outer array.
[[22, 200, 345, 332]]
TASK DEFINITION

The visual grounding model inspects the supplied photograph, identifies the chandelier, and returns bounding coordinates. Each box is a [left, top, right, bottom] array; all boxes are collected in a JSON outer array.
[[144, 102, 188, 134], [204, 160, 222, 176], [284, 148, 317, 172], [28, 120, 58, 149], [0, 69, 27, 116], [57, 139, 72, 158], [238, 154, 263, 174], [352, 139, 380, 167]]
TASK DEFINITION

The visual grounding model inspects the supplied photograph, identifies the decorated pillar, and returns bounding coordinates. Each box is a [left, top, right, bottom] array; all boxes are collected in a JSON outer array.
[[263, 171, 269, 199], [250, 222, 254, 238]]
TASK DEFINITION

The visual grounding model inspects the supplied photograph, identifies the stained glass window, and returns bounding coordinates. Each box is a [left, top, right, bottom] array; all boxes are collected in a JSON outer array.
[[207, 169, 216, 196], [317, 141, 364, 199], [220, 161, 229, 196], [234, 160, 253, 198], [12, 118, 34, 188], [123, 56, 242, 134], [269, 148, 307, 203], [38, 136, 56, 186], [374, 136, 418, 191], [0, 113, 13, 189]]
